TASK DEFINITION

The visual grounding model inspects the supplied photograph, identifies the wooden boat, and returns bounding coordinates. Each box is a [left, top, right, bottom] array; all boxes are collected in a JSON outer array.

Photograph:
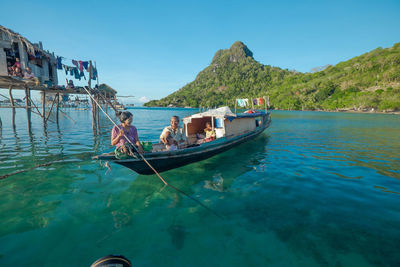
[[115, 103, 127, 110], [94, 107, 271, 175]]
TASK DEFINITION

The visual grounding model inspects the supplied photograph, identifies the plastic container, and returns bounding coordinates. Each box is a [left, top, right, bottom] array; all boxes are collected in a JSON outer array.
[[141, 141, 153, 152]]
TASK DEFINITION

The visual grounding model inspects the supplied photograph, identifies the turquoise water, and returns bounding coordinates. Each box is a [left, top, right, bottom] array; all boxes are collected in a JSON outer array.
[[0, 107, 400, 266]]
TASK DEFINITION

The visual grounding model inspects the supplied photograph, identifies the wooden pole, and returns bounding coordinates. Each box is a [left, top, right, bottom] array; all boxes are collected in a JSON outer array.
[[97, 91, 119, 114], [8, 86, 16, 129], [27, 94, 43, 117], [234, 99, 237, 114], [9, 86, 14, 108], [46, 95, 58, 123], [42, 91, 46, 124], [56, 93, 60, 124], [264, 96, 267, 113], [88, 60, 96, 132], [25, 87, 31, 131], [11, 107, 16, 130], [96, 94, 100, 128], [251, 97, 254, 110], [95, 61, 99, 86]]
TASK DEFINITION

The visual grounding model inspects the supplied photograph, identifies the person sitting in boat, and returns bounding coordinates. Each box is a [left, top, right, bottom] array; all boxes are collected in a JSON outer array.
[[160, 115, 187, 148], [111, 111, 144, 157], [165, 134, 178, 151], [204, 122, 216, 142]]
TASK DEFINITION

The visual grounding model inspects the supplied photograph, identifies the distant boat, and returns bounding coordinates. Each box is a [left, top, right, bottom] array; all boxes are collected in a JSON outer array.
[[94, 107, 271, 175], [115, 102, 127, 110]]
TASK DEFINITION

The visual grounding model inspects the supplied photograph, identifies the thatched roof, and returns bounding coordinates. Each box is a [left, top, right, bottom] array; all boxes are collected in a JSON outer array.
[[0, 25, 51, 56], [98, 83, 117, 95]]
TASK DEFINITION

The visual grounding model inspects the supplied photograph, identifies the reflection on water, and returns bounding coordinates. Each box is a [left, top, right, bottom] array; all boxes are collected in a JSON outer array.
[[0, 108, 399, 266]]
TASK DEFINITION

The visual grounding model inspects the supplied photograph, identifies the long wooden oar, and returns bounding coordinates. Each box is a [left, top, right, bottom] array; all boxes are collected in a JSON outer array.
[[83, 87, 223, 219]]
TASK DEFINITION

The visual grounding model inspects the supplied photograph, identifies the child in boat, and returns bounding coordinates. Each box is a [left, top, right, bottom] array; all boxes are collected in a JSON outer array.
[[204, 122, 216, 142], [111, 111, 144, 157], [165, 135, 178, 151]]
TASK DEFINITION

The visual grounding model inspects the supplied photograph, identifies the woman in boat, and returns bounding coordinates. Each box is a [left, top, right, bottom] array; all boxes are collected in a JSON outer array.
[[111, 111, 144, 157]]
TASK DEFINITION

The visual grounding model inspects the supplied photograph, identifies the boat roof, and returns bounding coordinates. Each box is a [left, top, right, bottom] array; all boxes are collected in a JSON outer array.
[[183, 106, 235, 123], [183, 106, 266, 123]]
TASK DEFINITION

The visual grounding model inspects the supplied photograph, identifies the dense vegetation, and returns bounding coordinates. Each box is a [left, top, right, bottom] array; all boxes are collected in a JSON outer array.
[[144, 41, 400, 112]]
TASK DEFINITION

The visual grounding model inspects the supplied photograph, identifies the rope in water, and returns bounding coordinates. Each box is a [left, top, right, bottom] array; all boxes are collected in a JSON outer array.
[[83, 87, 223, 219], [0, 160, 74, 180]]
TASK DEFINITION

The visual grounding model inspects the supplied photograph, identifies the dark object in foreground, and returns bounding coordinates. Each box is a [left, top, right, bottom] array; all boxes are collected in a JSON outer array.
[[91, 255, 131, 267], [94, 107, 271, 175]]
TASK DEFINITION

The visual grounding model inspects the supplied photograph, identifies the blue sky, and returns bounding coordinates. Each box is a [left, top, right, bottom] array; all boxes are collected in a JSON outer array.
[[1, 0, 400, 105]]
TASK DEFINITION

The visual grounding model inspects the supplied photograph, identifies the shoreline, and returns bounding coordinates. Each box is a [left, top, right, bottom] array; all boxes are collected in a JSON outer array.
[[142, 106, 400, 115]]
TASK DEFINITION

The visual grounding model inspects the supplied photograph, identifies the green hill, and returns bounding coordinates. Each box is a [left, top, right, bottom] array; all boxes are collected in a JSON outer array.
[[144, 41, 400, 112]]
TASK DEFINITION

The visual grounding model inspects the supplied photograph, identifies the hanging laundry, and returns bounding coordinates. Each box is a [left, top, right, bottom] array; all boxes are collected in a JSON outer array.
[[73, 67, 80, 80], [258, 97, 263, 105], [82, 61, 89, 70], [243, 98, 249, 106], [72, 60, 79, 69], [92, 67, 98, 80], [56, 57, 62, 70], [63, 64, 68, 75], [267, 96, 270, 107], [80, 70, 86, 80], [252, 99, 258, 105], [237, 99, 246, 107], [78, 61, 83, 72]]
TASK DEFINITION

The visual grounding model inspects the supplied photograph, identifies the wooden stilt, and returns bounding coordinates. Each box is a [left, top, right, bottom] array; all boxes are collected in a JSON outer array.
[[11, 107, 16, 131], [25, 87, 31, 131], [27, 94, 43, 117], [8, 86, 16, 130], [45, 95, 58, 123], [97, 92, 118, 114], [91, 96, 96, 131], [56, 93, 60, 124], [88, 60, 97, 133], [95, 94, 100, 128], [9, 86, 14, 108], [42, 91, 46, 124]]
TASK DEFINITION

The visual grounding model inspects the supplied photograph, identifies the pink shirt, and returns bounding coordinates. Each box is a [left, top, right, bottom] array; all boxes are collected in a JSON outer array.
[[111, 125, 138, 148]]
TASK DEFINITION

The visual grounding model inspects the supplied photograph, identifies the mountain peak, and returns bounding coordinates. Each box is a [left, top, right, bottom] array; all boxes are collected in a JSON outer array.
[[229, 41, 253, 58], [211, 41, 254, 64]]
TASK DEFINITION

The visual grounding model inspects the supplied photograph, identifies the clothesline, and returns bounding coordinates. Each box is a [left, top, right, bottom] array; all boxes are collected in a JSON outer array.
[[56, 56, 98, 82], [236, 97, 270, 108]]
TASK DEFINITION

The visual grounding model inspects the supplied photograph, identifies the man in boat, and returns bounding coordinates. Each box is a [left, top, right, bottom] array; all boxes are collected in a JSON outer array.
[[160, 116, 187, 148]]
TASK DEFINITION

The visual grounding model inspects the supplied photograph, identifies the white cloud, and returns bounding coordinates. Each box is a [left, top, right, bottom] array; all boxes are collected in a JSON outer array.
[[139, 96, 149, 103]]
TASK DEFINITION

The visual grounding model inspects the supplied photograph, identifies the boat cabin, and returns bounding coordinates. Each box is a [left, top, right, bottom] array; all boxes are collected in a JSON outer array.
[[183, 107, 265, 144]]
